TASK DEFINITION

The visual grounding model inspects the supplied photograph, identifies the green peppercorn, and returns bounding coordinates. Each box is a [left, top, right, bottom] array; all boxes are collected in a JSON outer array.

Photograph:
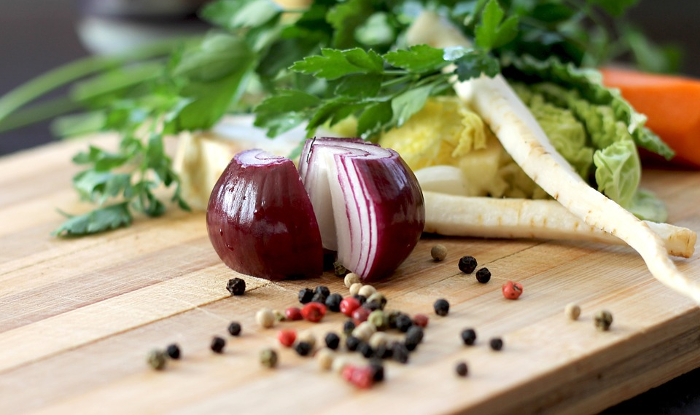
[[147, 349, 167, 370], [334, 261, 348, 277], [260, 348, 278, 368], [386, 310, 401, 329], [226, 278, 246, 296], [227, 321, 242, 336], [594, 310, 613, 331], [325, 332, 341, 350], [431, 244, 447, 261], [273, 310, 286, 322], [211, 336, 226, 353], [489, 337, 503, 351], [460, 328, 477, 346], [458, 256, 477, 274], [368, 310, 388, 331], [565, 303, 581, 321], [455, 361, 468, 377], [475, 267, 491, 283], [166, 344, 180, 360], [434, 299, 450, 316], [294, 341, 313, 356]]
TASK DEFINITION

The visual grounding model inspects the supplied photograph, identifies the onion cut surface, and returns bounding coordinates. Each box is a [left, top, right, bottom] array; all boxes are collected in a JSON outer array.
[[207, 149, 323, 280]]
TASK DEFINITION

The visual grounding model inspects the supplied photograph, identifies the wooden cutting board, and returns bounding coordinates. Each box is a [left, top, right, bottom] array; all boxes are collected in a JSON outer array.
[[1, 136, 699, 415]]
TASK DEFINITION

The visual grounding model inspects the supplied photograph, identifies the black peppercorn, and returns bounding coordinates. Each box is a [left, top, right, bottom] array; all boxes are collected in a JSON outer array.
[[311, 292, 327, 304], [374, 343, 393, 359], [358, 342, 374, 358], [455, 361, 468, 377], [406, 326, 424, 344], [211, 336, 226, 353], [346, 335, 361, 351], [325, 332, 340, 350], [396, 313, 413, 333], [460, 328, 477, 346], [434, 299, 450, 316], [314, 285, 331, 298], [369, 360, 385, 382], [294, 341, 313, 356], [166, 343, 181, 359], [343, 320, 356, 336], [362, 300, 382, 312], [386, 310, 400, 329], [226, 278, 246, 296], [325, 293, 343, 312], [458, 256, 477, 274], [227, 321, 242, 336], [354, 294, 367, 305], [392, 342, 409, 364], [475, 267, 491, 283], [298, 288, 314, 304], [490, 337, 504, 351]]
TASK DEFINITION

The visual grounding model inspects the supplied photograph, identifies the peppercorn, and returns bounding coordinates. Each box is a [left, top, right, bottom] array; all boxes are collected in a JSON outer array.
[[297, 330, 316, 348], [352, 307, 370, 324], [273, 309, 286, 322], [301, 302, 327, 323], [434, 298, 450, 316], [475, 267, 491, 283], [227, 321, 242, 336], [332, 356, 350, 374], [349, 283, 363, 296], [343, 320, 356, 335], [325, 332, 341, 350], [277, 329, 297, 348], [386, 310, 400, 329], [325, 293, 343, 312], [166, 344, 180, 360], [344, 272, 361, 288], [565, 303, 581, 321], [340, 297, 361, 317], [358, 342, 374, 358], [368, 332, 388, 350], [346, 335, 361, 351], [354, 294, 367, 305], [431, 244, 447, 261], [315, 285, 331, 298], [458, 256, 477, 274], [396, 313, 413, 332], [294, 341, 313, 356], [311, 292, 328, 304], [369, 360, 385, 382], [317, 348, 335, 370], [147, 349, 167, 370], [358, 285, 377, 298], [594, 310, 613, 331], [406, 326, 424, 344], [299, 288, 314, 304], [285, 307, 303, 321], [392, 342, 410, 364], [502, 281, 523, 300], [455, 361, 468, 377], [367, 293, 387, 309], [374, 343, 393, 359], [334, 260, 348, 277], [490, 337, 504, 351], [226, 278, 246, 296], [460, 328, 477, 346], [343, 365, 374, 389], [256, 308, 276, 328], [363, 300, 382, 312], [211, 336, 226, 353], [260, 348, 278, 368], [368, 310, 388, 331], [413, 314, 429, 328], [352, 321, 377, 342]]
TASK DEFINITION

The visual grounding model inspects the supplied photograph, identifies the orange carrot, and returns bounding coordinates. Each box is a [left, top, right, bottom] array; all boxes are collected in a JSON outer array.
[[600, 67, 700, 168]]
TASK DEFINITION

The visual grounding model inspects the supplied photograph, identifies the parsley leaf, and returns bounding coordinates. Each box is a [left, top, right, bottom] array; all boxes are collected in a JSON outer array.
[[384, 45, 450, 74], [200, 0, 281, 30], [326, 0, 374, 49], [475, 0, 519, 51], [53, 203, 133, 237], [290, 48, 383, 79]]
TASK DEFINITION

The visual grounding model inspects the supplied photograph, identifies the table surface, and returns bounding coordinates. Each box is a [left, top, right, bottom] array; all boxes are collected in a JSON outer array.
[[1, 1, 700, 414]]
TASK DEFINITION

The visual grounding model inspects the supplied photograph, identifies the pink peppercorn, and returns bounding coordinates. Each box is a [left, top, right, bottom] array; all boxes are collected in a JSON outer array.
[[277, 329, 296, 347], [342, 365, 356, 381], [413, 314, 429, 328], [502, 281, 524, 300], [301, 302, 327, 322], [350, 366, 374, 389], [352, 307, 370, 324], [285, 307, 303, 321], [340, 297, 361, 317]]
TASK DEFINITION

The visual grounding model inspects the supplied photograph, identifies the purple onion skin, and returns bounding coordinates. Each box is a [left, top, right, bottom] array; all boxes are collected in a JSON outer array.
[[353, 153, 425, 281], [206, 150, 323, 281]]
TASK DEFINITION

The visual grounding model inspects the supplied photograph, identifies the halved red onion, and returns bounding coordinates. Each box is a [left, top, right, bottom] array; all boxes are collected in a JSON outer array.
[[207, 149, 323, 280], [298, 137, 425, 281]]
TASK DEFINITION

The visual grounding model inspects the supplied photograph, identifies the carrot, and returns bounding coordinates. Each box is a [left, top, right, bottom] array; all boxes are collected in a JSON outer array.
[[600, 67, 700, 168]]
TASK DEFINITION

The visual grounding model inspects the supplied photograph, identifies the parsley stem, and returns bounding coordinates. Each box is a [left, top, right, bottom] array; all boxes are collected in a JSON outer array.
[[381, 74, 415, 88], [0, 97, 81, 133]]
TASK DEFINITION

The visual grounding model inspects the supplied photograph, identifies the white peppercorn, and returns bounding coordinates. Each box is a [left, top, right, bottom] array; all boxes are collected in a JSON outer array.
[[565, 303, 581, 321], [431, 244, 447, 261], [358, 285, 377, 298], [368, 332, 388, 349], [316, 348, 335, 371], [352, 321, 376, 342], [332, 356, 350, 374], [256, 308, 275, 328], [297, 330, 317, 349], [349, 283, 363, 296], [344, 272, 361, 288]]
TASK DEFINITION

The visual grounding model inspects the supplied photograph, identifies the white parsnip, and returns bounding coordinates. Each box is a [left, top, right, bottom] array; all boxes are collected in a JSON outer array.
[[411, 11, 700, 303], [423, 191, 697, 258]]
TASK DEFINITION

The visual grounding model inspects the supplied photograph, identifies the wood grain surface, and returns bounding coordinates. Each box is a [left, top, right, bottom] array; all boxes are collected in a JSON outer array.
[[1, 136, 699, 415]]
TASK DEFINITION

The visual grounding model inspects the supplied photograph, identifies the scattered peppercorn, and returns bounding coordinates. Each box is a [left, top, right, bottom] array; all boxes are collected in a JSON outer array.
[[349, 283, 363, 296], [346, 335, 361, 351], [277, 329, 297, 348], [301, 302, 327, 323], [352, 307, 370, 324], [460, 328, 477, 346], [315, 285, 331, 298], [297, 330, 316, 348], [256, 308, 276, 328], [260, 348, 278, 368], [369, 360, 385, 382], [396, 313, 414, 332], [352, 321, 377, 342], [340, 297, 361, 317], [226, 278, 246, 296], [273, 309, 286, 322], [358, 342, 374, 358], [311, 292, 328, 304], [368, 310, 388, 331], [362, 300, 382, 312], [344, 272, 361, 288], [285, 307, 303, 321], [166, 344, 180, 360], [343, 365, 374, 389], [298, 288, 314, 304], [368, 332, 389, 350], [325, 332, 341, 350], [211, 336, 226, 353], [458, 256, 477, 274], [434, 299, 450, 316], [358, 285, 377, 298], [325, 293, 343, 312], [147, 349, 167, 370], [565, 303, 581, 321], [489, 337, 503, 351], [354, 294, 367, 305], [317, 348, 335, 370], [294, 341, 313, 356], [386, 310, 400, 329], [332, 356, 350, 374], [431, 244, 447, 261], [455, 361, 468, 377], [374, 343, 393, 359], [594, 310, 613, 331], [405, 326, 423, 351], [392, 342, 410, 364], [413, 314, 429, 328], [227, 321, 242, 336], [334, 261, 348, 277], [502, 281, 523, 300], [367, 293, 387, 309], [343, 320, 356, 335], [475, 267, 491, 283]]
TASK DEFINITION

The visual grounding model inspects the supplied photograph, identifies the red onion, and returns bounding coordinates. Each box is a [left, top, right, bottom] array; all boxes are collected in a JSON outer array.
[[206, 149, 323, 280]]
